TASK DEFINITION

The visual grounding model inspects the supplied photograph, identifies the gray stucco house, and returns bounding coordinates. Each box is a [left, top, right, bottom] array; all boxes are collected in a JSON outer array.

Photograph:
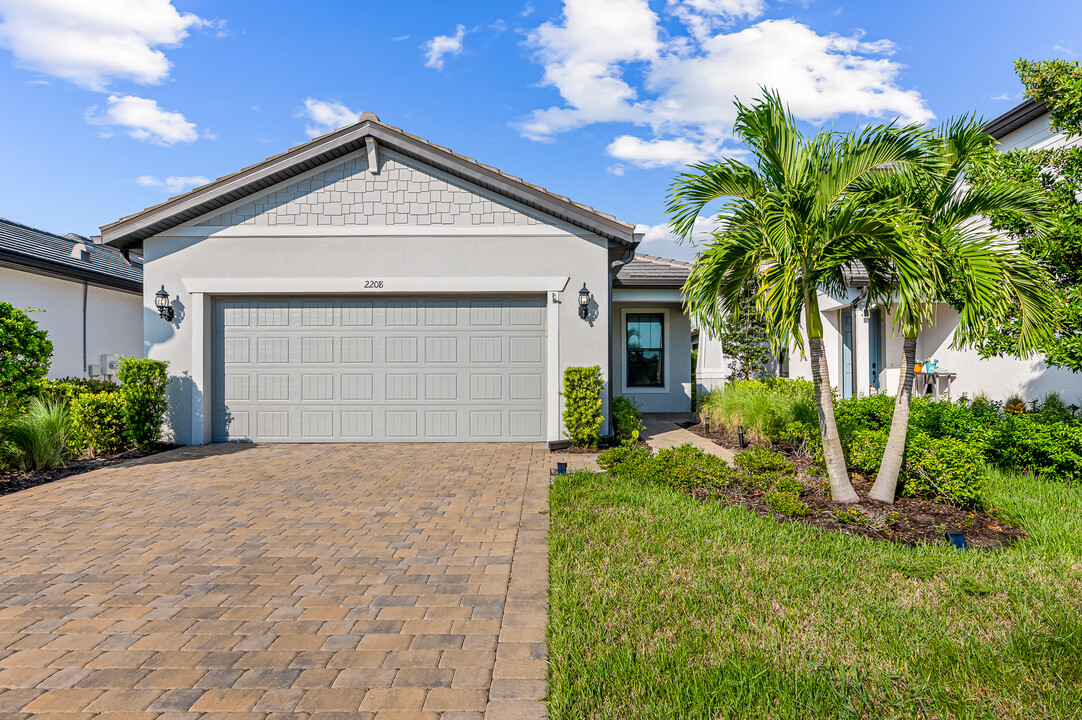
[[101, 113, 691, 445]]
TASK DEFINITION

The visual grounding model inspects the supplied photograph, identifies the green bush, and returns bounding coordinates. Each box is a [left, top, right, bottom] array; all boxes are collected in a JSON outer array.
[[597, 443, 652, 474], [116, 358, 170, 450], [833, 506, 870, 525], [2, 397, 70, 470], [38, 377, 119, 402], [772, 474, 805, 495], [901, 432, 987, 508], [701, 379, 818, 445], [0, 302, 53, 421], [70, 393, 128, 456], [834, 392, 896, 436], [986, 415, 1082, 484], [733, 445, 795, 487], [845, 428, 888, 475], [652, 444, 732, 491], [611, 396, 645, 443], [764, 489, 810, 516], [1031, 392, 1078, 425], [562, 366, 604, 448]]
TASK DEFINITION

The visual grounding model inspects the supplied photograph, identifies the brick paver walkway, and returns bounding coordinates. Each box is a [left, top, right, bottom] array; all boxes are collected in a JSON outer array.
[[0, 443, 551, 719]]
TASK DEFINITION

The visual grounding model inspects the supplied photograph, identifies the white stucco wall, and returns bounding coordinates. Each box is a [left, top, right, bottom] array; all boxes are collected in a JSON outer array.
[[611, 297, 693, 413], [140, 148, 619, 444], [0, 266, 143, 379]]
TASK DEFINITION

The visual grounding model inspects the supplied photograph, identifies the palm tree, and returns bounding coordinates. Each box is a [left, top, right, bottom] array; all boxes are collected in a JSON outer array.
[[863, 117, 1056, 503], [667, 91, 928, 503]]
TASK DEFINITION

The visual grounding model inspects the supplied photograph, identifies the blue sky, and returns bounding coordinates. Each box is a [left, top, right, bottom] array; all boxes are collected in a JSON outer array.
[[1, 0, 1079, 261]]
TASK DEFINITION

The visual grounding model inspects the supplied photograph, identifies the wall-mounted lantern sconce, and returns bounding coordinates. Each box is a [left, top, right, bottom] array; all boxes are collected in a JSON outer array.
[[155, 285, 174, 322], [578, 283, 590, 320]]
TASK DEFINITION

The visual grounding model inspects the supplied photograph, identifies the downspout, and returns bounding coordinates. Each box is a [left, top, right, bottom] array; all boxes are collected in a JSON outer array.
[[82, 281, 88, 376], [607, 239, 639, 442]]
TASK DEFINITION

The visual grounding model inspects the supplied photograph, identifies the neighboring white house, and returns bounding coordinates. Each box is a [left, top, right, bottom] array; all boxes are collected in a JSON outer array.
[[99, 112, 692, 446], [0, 218, 143, 379], [697, 98, 1082, 403]]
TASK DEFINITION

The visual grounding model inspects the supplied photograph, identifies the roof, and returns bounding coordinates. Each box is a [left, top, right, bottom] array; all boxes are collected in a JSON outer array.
[[614, 253, 692, 288], [983, 98, 1048, 140], [0, 217, 142, 293], [101, 112, 637, 249]]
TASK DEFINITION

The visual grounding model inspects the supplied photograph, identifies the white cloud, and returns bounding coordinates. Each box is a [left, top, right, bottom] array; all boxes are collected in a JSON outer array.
[[521, 3, 536, 17], [634, 216, 720, 261], [392, 34, 410, 41], [607, 135, 710, 167], [136, 174, 211, 193], [424, 24, 467, 70], [519, 1, 933, 169], [0, 0, 207, 90], [299, 98, 359, 137], [991, 93, 1013, 101], [1053, 41, 1075, 56], [86, 95, 199, 145]]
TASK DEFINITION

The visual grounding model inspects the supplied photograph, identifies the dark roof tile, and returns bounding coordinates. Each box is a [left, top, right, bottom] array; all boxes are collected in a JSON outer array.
[[0, 217, 142, 291]]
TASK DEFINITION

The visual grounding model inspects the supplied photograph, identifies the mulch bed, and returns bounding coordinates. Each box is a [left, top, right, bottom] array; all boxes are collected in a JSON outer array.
[[684, 421, 1025, 549], [0, 446, 172, 498]]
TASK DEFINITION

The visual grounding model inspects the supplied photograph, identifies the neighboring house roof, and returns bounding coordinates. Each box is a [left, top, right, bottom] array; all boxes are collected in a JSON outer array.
[[614, 253, 692, 288], [984, 98, 1048, 140], [101, 112, 637, 250], [0, 217, 142, 293]]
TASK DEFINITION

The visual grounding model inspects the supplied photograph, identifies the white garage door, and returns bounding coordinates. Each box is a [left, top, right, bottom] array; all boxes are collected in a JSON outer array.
[[213, 296, 546, 442]]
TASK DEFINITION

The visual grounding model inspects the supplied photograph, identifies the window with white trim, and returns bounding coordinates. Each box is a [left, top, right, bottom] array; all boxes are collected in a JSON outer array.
[[626, 313, 664, 387]]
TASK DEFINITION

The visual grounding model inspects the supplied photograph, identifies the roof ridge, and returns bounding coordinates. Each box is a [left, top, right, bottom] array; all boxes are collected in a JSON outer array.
[[104, 114, 634, 243], [634, 252, 693, 268]]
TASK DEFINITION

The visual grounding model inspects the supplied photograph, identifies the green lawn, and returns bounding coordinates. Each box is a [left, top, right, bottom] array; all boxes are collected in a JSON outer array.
[[547, 468, 1082, 719]]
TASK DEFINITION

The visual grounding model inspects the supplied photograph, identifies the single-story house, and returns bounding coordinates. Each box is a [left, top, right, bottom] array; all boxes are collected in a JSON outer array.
[[100, 113, 693, 445], [697, 98, 1082, 403], [1, 218, 143, 379]]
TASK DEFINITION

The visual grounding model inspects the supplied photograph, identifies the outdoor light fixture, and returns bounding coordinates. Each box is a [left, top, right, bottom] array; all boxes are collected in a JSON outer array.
[[945, 530, 968, 550], [551, 462, 568, 478], [771, 440, 779, 452], [155, 285, 174, 322], [737, 425, 746, 449], [578, 283, 590, 320]]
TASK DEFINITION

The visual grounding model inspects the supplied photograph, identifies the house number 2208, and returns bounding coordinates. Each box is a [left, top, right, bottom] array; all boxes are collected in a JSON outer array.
[[364, 280, 384, 288]]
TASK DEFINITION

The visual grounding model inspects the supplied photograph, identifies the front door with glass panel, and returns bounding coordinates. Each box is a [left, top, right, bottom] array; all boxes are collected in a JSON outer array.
[[841, 309, 854, 399]]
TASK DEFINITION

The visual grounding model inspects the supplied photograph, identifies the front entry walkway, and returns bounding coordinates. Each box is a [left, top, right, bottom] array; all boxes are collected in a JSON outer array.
[[0, 443, 551, 719]]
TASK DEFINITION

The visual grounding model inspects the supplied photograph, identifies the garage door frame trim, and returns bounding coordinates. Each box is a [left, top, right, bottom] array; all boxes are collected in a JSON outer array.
[[186, 275, 568, 445]]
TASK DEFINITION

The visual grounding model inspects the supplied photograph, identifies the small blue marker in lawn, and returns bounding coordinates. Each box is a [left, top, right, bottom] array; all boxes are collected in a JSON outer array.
[[946, 530, 967, 550], [556, 462, 568, 475]]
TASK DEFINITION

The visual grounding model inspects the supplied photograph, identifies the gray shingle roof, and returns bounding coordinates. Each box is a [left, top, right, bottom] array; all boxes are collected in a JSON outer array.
[[614, 253, 692, 288], [0, 217, 142, 292]]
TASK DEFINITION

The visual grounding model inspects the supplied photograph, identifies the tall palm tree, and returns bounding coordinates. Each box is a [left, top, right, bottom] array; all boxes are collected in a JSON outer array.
[[863, 118, 1056, 503], [668, 91, 928, 503]]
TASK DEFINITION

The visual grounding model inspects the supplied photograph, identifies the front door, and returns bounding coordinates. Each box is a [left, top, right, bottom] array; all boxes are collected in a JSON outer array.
[[841, 309, 854, 399], [868, 309, 883, 391]]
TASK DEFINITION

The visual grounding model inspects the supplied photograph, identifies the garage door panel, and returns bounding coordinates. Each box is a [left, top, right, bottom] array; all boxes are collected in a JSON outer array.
[[214, 296, 545, 442]]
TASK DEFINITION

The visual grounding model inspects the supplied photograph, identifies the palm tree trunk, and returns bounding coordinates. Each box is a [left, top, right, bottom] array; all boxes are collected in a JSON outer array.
[[809, 337, 859, 503], [804, 291, 858, 504], [869, 334, 917, 503]]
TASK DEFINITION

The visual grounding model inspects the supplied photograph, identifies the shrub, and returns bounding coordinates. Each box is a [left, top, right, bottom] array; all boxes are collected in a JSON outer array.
[[834, 392, 896, 436], [910, 398, 991, 448], [652, 444, 732, 491], [986, 415, 1082, 484], [70, 393, 128, 455], [901, 432, 987, 508], [1031, 392, 1077, 425], [772, 474, 805, 495], [0, 302, 53, 421], [733, 445, 796, 488], [38, 377, 119, 402], [2, 397, 70, 470], [833, 506, 870, 525], [764, 489, 809, 516], [611, 396, 645, 443], [562, 366, 604, 448], [700, 379, 818, 445], [116, 358, 170, 450], [845, 428, 888, 475]]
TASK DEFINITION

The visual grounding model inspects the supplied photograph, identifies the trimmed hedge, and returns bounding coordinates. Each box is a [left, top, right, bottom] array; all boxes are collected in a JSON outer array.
[[116, 358, 170, 450], [901, 432, 987, 508], [70, 393, 127, 455], [562, 365, 604, 448], [597, 442, 731, 491]]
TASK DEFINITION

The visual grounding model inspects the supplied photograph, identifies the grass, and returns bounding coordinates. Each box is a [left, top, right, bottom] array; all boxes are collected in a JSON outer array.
[[699, 380, 817, 444], [548, 469, 1082, 719], [1, 397, 70, 471]]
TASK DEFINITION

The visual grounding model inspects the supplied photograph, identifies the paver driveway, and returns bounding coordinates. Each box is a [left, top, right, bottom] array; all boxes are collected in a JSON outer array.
[[0, 443, 551, 719]]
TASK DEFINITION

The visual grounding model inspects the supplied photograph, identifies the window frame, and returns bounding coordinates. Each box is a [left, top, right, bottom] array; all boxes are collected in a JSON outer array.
[[621, 308, 669, 393]]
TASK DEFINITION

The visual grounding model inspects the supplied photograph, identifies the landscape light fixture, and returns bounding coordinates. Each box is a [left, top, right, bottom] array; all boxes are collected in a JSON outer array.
[[155, 285, 174, 322], [557, 462, 568, 475], [737, 425, 745, 449], [945, 530, 968, 550], [578, 283, 590, 320]]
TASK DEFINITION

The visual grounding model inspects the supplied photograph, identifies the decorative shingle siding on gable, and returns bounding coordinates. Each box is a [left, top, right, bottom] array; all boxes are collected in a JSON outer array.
[[196, 150, 542, 229]]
